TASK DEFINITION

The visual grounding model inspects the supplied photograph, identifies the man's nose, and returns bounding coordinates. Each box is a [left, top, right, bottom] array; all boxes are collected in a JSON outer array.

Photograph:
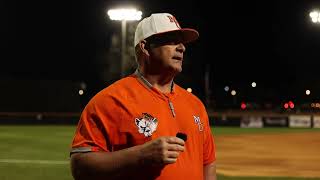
[[176, 43, 186, 53]]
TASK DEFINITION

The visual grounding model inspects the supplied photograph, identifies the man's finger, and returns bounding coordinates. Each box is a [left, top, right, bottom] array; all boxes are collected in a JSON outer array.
[[164, 157, 178, 164], [166, 137, 185, 146], [167, 144, 185, 152], [166, 151, 180, 158]]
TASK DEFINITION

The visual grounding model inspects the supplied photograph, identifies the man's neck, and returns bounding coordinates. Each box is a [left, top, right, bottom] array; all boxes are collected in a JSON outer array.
[[137, 69, 174, 94]]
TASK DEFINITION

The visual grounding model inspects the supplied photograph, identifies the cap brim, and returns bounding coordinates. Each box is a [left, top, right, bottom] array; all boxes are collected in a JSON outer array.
[[148, 28, 199, 44]]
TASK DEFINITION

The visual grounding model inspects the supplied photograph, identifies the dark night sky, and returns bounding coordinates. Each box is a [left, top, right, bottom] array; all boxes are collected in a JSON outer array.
[[1, 0, 320, 110]]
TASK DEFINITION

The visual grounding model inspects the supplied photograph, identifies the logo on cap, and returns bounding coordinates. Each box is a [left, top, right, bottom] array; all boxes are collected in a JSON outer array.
[[134, 13, 199, 47], [167, 16, 181, 29]]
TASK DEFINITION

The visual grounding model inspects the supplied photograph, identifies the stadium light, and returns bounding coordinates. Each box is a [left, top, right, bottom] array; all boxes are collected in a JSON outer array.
[[309, 10, 320, 24], [108, 9, 142, 21], [107, 8, 142, 77], [251, 82, 257, 88]]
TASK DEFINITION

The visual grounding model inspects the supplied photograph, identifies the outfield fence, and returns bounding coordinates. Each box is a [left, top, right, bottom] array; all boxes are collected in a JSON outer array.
[[1, 111, 320, 128], [0, 112, 80, 124], [209, 110, 320, 128]]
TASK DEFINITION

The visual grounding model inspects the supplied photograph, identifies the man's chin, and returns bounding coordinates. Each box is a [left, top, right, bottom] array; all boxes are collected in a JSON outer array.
[[172, 67, 182, 74], [163, 65, 182, 75]]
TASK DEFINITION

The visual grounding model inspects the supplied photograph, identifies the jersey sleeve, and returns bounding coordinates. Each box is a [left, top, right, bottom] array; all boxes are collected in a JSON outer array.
[[202, 107, 216, 165], [70, 92, 121, 154]]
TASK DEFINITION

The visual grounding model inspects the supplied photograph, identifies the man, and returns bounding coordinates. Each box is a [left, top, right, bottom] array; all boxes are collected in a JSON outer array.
[[70, 13, 216, 180]]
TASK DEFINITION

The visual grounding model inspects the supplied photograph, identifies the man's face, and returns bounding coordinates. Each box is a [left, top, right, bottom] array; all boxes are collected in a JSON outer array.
[[146, 32, 186, 74]]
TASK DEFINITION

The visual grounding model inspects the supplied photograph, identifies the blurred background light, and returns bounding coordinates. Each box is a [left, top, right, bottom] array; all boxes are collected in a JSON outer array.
[[231, 90, 237, 96], [306, 89, 311, 95], [288, 101, 294, 109], [78, 89, 84, 95], [240, 102, 246, 110]]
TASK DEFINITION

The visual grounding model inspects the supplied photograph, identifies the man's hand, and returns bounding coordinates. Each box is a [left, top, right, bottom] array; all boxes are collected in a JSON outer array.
[[138, 136, 185, 165], [70, 136, 185, 180]]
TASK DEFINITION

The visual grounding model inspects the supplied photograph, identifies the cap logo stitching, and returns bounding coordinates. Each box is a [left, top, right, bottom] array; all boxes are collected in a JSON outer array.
[[167, 16, 181, 29]]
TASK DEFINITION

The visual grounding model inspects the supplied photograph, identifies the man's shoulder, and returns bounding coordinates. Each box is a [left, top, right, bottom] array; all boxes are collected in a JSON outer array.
[[92, 76, 138, 100], [102, 75, 137, 92]]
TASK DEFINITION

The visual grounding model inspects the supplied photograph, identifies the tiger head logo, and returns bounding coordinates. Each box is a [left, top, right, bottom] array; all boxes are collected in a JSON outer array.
[[135, 113, 158, 137]]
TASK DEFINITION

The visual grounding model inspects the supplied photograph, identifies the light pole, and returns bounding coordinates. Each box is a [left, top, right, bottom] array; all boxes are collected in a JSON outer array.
[[231, 90, 237, 107], [107, 8, 142, 77]]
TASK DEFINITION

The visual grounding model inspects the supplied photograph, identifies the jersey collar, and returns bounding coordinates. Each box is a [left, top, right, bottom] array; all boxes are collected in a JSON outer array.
[[134, 69, 175, 93]]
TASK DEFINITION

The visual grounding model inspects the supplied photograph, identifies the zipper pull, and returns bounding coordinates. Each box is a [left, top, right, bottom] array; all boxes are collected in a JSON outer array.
[[169, 101, 176, 117]]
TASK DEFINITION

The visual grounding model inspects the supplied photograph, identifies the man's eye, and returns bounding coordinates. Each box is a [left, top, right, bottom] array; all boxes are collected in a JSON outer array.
[[159, 40, 177, 45]]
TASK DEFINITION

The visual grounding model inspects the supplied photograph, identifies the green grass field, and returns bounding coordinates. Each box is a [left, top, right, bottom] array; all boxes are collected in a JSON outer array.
[[0, 125, 319, 180]]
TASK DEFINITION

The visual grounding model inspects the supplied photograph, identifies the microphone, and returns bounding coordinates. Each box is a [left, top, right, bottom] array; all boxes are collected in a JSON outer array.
[[176, 132, 187, 142]]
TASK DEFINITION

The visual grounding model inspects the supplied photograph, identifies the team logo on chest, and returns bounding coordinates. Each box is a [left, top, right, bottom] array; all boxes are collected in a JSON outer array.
[[135, 113, 158, 137], [193, 115, 204, 131]]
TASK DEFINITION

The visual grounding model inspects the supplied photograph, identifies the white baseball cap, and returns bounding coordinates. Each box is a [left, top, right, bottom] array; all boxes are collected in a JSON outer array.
[[134, 13, 199, 47]]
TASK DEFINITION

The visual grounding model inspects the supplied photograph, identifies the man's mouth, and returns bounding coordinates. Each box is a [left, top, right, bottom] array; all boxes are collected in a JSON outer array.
[[172, 56, 183, 61]]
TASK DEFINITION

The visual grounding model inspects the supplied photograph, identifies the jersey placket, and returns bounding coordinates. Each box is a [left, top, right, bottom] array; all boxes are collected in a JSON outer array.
[[134, 70, 177, 118], [147, 86, 176, 119], [163, 93, 176, 118]]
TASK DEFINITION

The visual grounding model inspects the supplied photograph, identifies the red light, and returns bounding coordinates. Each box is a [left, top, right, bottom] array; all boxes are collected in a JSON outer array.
[[241, 102, 246, 110], [284, 103, 289, 109], [288, 101, 294, 109]]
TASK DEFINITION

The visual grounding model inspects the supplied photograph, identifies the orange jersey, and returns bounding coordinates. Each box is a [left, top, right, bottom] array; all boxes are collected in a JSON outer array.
[[71, 72, 216, 179]]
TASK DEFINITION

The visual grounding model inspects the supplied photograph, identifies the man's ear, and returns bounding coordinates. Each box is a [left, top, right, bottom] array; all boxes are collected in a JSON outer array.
[[139, 40, 150, 55]]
